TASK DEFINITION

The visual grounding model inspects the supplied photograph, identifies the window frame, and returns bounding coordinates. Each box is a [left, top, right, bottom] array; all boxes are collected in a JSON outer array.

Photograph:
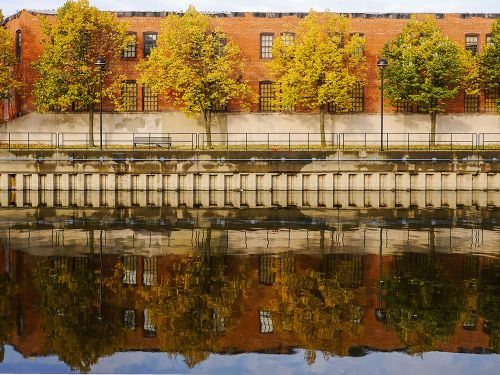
[[260, 33, 274, 59], [484, 87, 499, 112], [121, 81, 138, 112], [142, 85, 158, 112], [464, 92, 480, 113], [259, 80, 275, 112], [280, 32, 295, 46], [465, 33, 479, 55], [15, 30, 21, 62], [143, 31, 158, 58], [122, 32, 137, 59], [486, 33, 493, 47], [349, 32, 365, 55]]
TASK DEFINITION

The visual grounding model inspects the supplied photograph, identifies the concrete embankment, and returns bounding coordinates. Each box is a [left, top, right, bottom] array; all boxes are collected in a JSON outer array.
[[0, 149, 498, 191]]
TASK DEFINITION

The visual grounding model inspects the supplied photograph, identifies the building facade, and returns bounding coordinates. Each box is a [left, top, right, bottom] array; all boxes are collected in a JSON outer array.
[[1, 10, 499, 133]]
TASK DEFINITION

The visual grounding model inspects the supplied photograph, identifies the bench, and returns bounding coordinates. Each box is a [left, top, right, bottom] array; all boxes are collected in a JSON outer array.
[[133, 135, 172, 148]]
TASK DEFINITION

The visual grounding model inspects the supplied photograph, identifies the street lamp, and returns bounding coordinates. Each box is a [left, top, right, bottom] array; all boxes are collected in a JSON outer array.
[[377, 58, 388, 151], [95, 57, 106, 150], [375, 227, 386, 322]]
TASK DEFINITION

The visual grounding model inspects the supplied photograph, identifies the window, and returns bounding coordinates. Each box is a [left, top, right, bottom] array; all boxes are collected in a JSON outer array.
[[212, 101, 227, 112], [259, 255, 275, 285], [396, 99, 416, 113], [143, 309, 156, 337], [124, 309, 136, 330], [465, 34, 479, 55], [122, 32, 137, 59], [259, 81, 275, 111], [143, 32, 157, 57], [486, 34, 493, 47], [142, 257, 158, 286], [485, 87, 499, 112], [259, 310, 273, 333], [72, 101, 87, 112], [327, 83, 364, 113], [350, 32, 364, 55], [142, 86, 158, 111], [260, 33, 274, 59], [122, 255, 138, 285], [280, 32, 295, 46], [350, 83, 364, 112], [15, 30, 21, 61], [121, 81, 137, 111], [464, 93, 480, 112]]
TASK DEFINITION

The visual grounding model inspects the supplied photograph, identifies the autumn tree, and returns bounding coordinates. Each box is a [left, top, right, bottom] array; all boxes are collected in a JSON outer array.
[[478, 19, 500, 112], [0, 10, 21, 100], [33, 0, 130, 145], [138, 6, 254, 146], [267, 11, 366, 146], [381, 16, 471, 142]]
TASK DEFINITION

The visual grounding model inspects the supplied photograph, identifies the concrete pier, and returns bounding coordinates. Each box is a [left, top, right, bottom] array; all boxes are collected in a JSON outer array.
[[0, 150, 498, 192]]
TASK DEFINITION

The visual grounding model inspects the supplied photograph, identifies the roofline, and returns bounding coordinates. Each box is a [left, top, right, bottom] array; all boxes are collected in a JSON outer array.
[[2, 9, 500, 25]]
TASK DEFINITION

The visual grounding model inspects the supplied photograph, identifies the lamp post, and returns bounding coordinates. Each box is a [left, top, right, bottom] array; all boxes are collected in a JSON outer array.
[[95, 57, 106, 150], [377, 58, 388, 151], [375, 227, 386, 322]]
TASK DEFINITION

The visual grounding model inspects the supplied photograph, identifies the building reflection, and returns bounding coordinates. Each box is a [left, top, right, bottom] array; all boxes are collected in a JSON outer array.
[[0, 207, 498, 371]]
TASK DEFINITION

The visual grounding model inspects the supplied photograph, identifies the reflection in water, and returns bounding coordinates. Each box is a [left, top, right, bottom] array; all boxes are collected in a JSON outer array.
[[0, 203, 498, 372]]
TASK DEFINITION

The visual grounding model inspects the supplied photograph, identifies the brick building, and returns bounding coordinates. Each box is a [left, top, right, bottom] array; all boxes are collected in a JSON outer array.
[[1, 10, 499, 133]]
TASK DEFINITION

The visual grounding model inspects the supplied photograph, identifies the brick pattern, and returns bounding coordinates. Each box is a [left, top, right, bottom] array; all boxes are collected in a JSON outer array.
[[3, 10, 498, 118]]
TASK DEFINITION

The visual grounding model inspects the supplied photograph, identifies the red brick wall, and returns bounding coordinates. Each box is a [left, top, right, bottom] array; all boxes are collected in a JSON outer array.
[[4, 11, 497, 118]]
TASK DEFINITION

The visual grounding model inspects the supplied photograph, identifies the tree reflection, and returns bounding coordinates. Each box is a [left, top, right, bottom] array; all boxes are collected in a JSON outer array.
[[0, 274, 18, 363], [268, 254, 366, 364], [33, 256, 126, 372], [384, 251, 462, 353], [136, 253, 248, 368], [479, 259, 500, 352]]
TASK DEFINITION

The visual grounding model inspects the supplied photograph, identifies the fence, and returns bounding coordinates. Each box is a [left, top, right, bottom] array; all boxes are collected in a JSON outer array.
[[0, 131, 499, 151]]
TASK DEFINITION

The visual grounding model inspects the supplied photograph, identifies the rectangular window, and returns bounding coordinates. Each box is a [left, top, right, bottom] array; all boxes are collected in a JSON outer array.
[[259, 310, 274, 333], [280, 32, 295, 46], [259, 255, 275, 285], [465, 34, 479, 55], [396, 99, 416, 113], [122, 32, 137, 59], [142, 257, 158, 286], [121, 81, 137, 111], [259, 81, 275, 111], [122, 255, 138, 285], [142, 86, 158, 111], [15, 30, 21, 61], [327, 83, 364, 113], [350, 83, 364, 113], [486, 34, 493, 47], [464, 93, 480, 112], [485, 87, 499, 112], [260, 33, 274, 59], [123, 309, 136, 330], [143, 32, 157, 57], [143, 309, 156, 337], [212, 102, 227, 112]]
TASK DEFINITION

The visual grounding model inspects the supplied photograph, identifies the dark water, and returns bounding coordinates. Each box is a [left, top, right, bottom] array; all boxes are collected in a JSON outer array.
[[0, 203, 499, 374]]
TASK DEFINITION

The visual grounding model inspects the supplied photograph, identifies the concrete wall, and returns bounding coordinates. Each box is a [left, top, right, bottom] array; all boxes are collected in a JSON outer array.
[[2, 112, 500, 140]]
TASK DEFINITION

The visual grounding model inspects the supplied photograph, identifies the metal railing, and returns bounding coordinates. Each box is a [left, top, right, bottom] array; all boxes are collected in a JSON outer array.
[[0, 132, 57, 150], [197, 132, 337, 150], [0, 131, 497, 151], [339, 132, 476, 150], [57, 132, 197, 150]]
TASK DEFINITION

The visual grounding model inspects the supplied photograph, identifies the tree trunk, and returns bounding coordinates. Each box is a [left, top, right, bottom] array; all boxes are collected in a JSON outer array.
[[202, 109, 212, 147], [319, 105, 326, 147], [88, 106, 95, 147], [430, 111, 437, 146]]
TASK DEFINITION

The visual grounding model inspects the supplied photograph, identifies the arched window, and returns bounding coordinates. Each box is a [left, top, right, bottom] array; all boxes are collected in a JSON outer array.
[[15, 30, 22, 61]]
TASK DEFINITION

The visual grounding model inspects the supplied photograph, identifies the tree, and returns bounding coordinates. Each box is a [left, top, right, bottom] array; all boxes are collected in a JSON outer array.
[[479, 19, 500, 113], [381, 16, 471, 143], [0, 10, 21, 101], [267, 11, 366, 147], [33, 0, 130, 146], [137, 6, 254, 147]]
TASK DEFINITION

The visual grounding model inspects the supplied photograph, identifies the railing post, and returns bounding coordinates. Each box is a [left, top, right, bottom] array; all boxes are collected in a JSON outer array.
[[27, 133, 30, 151], [428, 133, 431, 150], [8, 133, 10, 151], [450, 133, 453, 151], [307, 133, 310, 151], [245, 133, 248, 151], [226, 132, 229, 151], [148, 133, 151, 149], [386, 133, 389, 150], [289, 133, 291, 151], [407, 133, 410, 151], [267, 133, 270, 150], [364, 133, 367, 150]]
